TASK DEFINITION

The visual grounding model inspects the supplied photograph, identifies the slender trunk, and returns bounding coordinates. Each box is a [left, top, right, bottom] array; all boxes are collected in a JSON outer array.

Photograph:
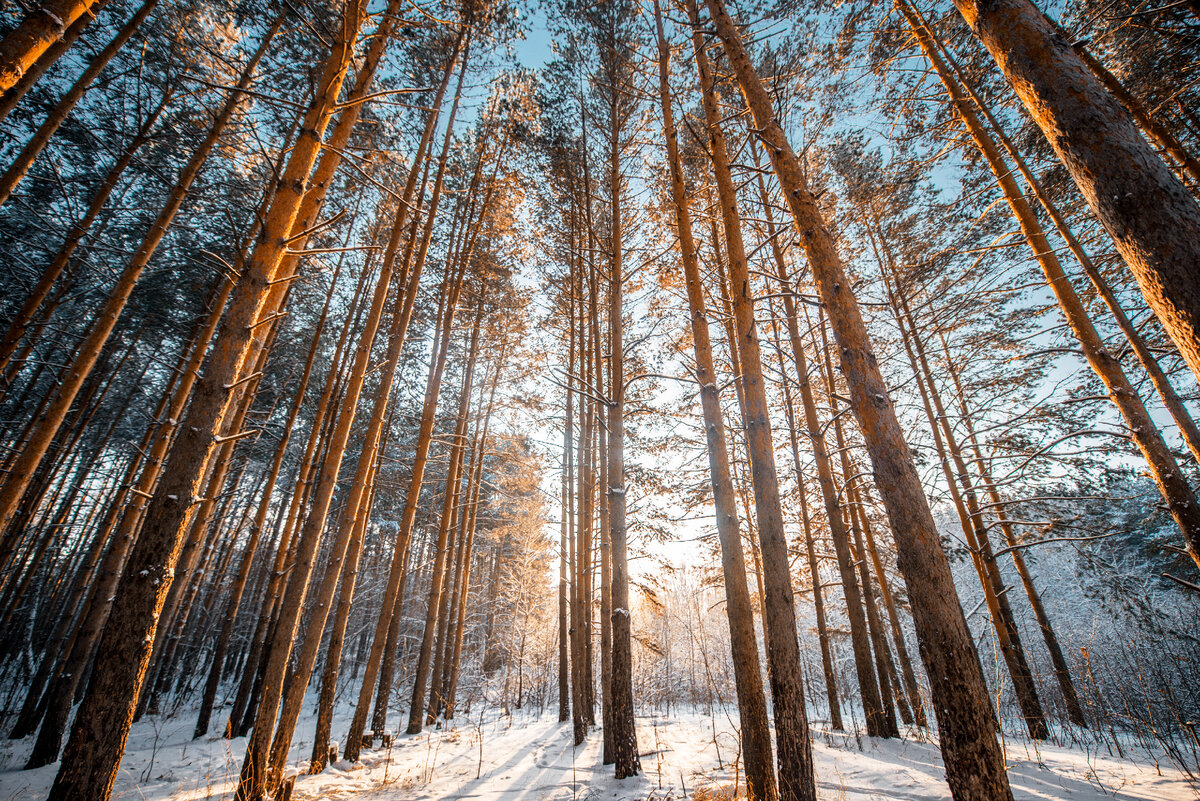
[[0, 0, 161, 207], [46, 4, 363, 795], [696, 50, 821, 779], [578, 306, 595, 728], [558, 322, 572, 721], [591, 212, 615, 767], [309, 452, 378, 772], [444, 360, 501, 717], [814, 313, 902, 736], [605, 26, 638, 779], [950, 0, 1200, 402], [1075, 46, 1200, 186], [574, 282, 595, 733], [225, 245, 372, 739], [0, 0, 105, 95], [902, 0, 1200, 575], [239, 68, 437, 799], [345, 45, 509, 758], [565, 265, 585, 744], [193, 253, 346, 738], [278, 233, 410, 766], [0, 14, 281, 539], [338, 39, 469, 755], [558, 270, 572, 725], [853, 478, 928, 728], [776, 361, 842, 730], [653, 7, 776, 794], [704, 1, 1012, 797], [434, 400, 477, 717]]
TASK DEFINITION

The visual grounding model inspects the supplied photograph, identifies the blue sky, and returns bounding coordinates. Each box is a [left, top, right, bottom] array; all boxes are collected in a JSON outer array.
[[513, 3, 555, 69]]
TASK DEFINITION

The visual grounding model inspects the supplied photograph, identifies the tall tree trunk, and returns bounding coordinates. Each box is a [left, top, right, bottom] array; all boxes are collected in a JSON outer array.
[[559, 300, 572, 722], [192, 252, 346, 738], [704, 1, 1012, 797], [654, 6, 776, 794], [820, 345, 900, 737], [776, 357, 843, 731], [0, 0, 162, 207], [604, 27, 638, 779], [853, 478, 928, 728], [0, 0, 106, 94], [224, 245, 373, 739], [443, 357, 502, 718], [238, 64, 444, 798], [0, 13, 282, 540], [687, 4, 814, 794], [339, 40, 475, 757], [949, 0, 1200, 406], [575, 282, 596, 732], [309, 448, 379, 771], [578, 308, 596, 728], [46, 3, 364, 795], [566, 259, 586, 745]]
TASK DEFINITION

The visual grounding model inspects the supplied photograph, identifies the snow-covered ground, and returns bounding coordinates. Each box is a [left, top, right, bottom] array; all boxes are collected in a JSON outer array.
[[0, 705, 1193, 800]]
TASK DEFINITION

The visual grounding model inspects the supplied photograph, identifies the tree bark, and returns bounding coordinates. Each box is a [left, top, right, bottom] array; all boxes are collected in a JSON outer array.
[[929, 33, 1200, 470], [703, 1, 1012, 797], [0, 0, 105, 94], [950, 0, 1200, 405], [654, 6, 776, 795], [902, 0, 1200, 573], [238, 60, 443, 798], [444, 358, 502, 718], [0, 0, 162, 207], [46, 3, 363, 795], [776, 359, 843, 731]]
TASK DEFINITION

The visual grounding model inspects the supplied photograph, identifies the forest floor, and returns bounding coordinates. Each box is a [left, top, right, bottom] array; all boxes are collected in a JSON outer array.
[[0, 702, 1193, 800]]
